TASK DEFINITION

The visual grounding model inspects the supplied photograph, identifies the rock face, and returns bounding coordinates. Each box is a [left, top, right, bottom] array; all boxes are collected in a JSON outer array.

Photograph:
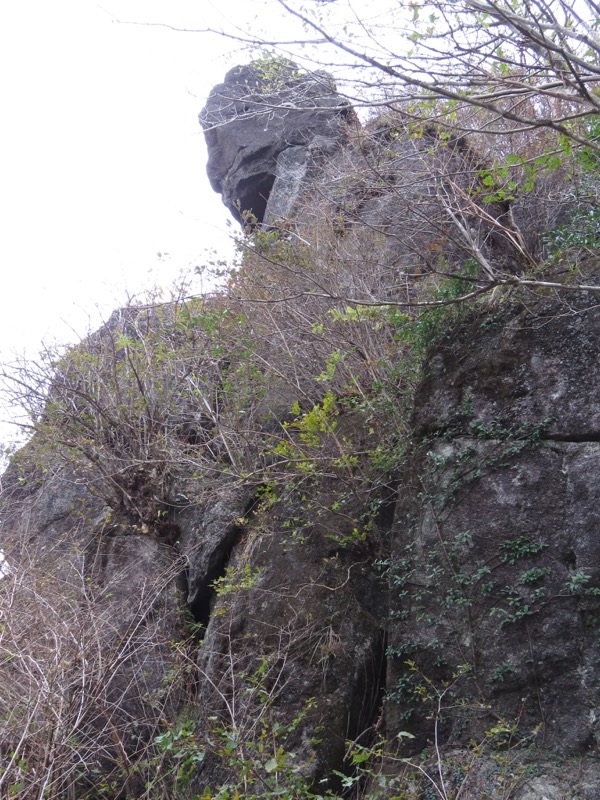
[[388, 294, 600, 763], [199, 60, 351, 225], [3, 64, 600, 800], [0, 303, 389, 798]]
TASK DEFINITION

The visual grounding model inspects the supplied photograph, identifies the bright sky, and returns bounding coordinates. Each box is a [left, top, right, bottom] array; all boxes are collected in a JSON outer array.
[[0, 0, 280, 444], [0, 0, 393, 449], [0, 2, 250, 353]]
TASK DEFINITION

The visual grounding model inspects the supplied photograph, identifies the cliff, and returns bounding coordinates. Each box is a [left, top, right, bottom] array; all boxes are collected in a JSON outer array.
[[2, 60, 600, 799]]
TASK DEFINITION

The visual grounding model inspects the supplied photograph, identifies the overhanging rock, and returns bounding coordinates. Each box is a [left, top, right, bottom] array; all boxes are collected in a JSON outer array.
[[200, 61, 351, 226]]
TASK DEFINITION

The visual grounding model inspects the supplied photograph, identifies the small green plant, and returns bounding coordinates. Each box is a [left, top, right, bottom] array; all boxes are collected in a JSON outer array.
[[212, 564, 261, 596], [519, 567, 550, 586], [543, 206, 600, 261], [343, 660, 531, 799], [565, 569, 600, 596], [155, 720, 206, 785], [499, 535, 547, 565], [491, 662, 515, 684]]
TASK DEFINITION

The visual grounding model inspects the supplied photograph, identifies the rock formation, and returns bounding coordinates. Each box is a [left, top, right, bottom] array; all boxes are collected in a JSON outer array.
[[390, 292, 600, 759], [2, 62, 600, 799], [200, 60, 351, 225]]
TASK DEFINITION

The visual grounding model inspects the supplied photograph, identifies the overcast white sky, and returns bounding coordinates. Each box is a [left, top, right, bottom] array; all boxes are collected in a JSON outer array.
[[0, 0, 290, 443], [0, 0, 390, 449], [0, 2, 261, 354]]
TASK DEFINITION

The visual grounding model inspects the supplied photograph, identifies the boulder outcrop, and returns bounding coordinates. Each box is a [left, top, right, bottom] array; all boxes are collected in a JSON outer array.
[[199, 60, 351, 225], [388, 293, 600, 763], [2, 63, 600, 800]]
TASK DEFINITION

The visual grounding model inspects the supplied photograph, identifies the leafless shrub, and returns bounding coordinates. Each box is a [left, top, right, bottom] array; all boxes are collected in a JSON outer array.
[[0, 521, 191, 800]]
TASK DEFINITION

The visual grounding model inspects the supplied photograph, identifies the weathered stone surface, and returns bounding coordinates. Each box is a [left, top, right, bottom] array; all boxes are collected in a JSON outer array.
[[421, 754, 600, 799], [515, 763, 600, 800], [5, 61, 600, 797], [414, 293, 600, 439], [200, 61, 350, 224], [0, 326, 388, 796], [263, 145, 309, 226], [173, 483, 255, 617], [386, 294, 600, 771], [191, 488, 386, 790]]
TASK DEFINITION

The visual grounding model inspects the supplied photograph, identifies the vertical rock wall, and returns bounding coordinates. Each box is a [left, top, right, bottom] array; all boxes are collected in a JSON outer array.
[[383, 293, 600, 797]]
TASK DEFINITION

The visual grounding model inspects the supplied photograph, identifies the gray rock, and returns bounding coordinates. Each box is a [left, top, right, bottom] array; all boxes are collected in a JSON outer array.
[[263, 145, 310, 226], [191, 488, 386, 790], [414, 294, 600, 440], [5, 61, 600, 796], [387, 293, 600, 762], [200, 61, 350, 224], [173, 483, 254, 612]]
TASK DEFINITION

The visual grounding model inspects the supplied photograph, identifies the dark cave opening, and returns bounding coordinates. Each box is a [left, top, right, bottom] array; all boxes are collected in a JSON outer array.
[[232, 173, 276, 225], [183, 491, 265, 633], [185, 533, 241, 633]]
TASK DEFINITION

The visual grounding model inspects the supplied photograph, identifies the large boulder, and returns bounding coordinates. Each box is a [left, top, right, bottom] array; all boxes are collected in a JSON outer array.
[[199, 61, 351, 225]]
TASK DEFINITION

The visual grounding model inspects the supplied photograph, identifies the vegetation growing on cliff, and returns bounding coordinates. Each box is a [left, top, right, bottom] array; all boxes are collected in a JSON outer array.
[[3, 1, 600, 798], [234, 0, 600, 149]]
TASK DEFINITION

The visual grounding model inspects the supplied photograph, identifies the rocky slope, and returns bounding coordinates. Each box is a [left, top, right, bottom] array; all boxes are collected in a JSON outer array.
[[2, 61, 600, 799]]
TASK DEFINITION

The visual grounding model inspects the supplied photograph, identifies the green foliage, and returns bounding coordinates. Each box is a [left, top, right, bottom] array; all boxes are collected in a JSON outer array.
[[191, 676, 344, 800], [488, 586, 545, 626], [250, 53, 301, 91], [478, 163, 519, 204], [564, 569, 600, 597], [543, 206, 600, 261], [388, 261, 481, 354], [383, 424, 556, 713], [337, 664, 531, 799], [468, 416, 551, 444], [419, 419, 551, 517], [212, 564, 261, 596], [499, 535, 547, 565], [575, 117, 600, 172], [155, 721, 206, 785]]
